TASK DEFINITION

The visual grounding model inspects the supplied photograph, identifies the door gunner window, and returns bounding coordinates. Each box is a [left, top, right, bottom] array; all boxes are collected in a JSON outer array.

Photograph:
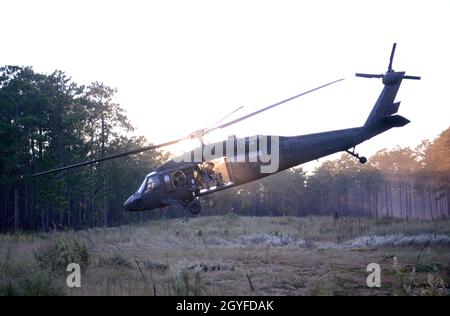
[[172, 170, 187, 188]]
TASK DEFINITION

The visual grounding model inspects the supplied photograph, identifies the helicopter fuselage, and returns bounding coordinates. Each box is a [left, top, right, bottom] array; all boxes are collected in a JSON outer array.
[[123, 113, 408, 212]]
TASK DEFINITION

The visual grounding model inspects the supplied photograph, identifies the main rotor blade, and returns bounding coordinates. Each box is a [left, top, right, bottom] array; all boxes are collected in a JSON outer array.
[[32, 137, 187, 177], [204, 78, 344, 135], [206, 105, 244, 131], [34, 79, 344, 176], [388, 43, 397, 71]]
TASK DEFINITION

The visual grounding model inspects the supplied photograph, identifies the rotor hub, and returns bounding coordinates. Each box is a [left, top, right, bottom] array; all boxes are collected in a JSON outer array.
[[382, 72, 400, 86]]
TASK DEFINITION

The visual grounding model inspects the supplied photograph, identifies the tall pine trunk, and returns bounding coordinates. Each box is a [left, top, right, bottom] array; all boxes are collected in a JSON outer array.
[[14, 187, 19, 230]]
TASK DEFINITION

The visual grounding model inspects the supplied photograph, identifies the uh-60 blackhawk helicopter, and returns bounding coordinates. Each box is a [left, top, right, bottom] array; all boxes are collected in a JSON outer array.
[[34, 43, 420, 214]]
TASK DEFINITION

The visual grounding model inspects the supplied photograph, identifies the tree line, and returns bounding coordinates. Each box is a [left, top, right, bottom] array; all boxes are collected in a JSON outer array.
[[0, 66, 166, 232], [1, 66, 448, 232]]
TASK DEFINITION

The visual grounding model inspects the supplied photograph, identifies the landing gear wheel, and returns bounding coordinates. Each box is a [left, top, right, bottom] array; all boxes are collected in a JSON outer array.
[[187, 200, 202, 214], [346, 148, 367, 164]]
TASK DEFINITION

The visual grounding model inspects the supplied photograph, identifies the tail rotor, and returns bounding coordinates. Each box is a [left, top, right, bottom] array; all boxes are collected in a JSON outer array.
[[355, 43, 421, 83]]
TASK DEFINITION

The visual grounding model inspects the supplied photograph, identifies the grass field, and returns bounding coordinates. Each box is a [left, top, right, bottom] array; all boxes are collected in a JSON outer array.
[[1, 215, 449, 296]]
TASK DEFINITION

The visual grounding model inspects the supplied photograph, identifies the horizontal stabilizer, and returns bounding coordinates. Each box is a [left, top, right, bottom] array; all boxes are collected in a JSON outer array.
[[380, 115, 410, 127]]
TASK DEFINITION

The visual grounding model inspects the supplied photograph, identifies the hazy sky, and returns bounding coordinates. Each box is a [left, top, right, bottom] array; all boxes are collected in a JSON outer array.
[[2, 0, 449, 170]]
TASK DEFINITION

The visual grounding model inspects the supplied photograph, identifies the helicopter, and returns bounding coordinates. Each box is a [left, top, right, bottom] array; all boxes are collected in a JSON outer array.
[[34, 43, 420, 214]]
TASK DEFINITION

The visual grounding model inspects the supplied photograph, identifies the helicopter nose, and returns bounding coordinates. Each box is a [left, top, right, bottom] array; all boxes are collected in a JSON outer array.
[[123, 195, 134, 211], [123, 194, 142, 211]]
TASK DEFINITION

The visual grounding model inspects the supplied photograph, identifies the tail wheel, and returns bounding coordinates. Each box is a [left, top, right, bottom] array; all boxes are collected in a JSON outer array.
[[187, 200, 202, 214]]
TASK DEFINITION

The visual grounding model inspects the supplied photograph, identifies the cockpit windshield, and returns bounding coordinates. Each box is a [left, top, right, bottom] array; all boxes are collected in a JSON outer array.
[[138, 177, 147, 194], [138, 174, 161, 194]]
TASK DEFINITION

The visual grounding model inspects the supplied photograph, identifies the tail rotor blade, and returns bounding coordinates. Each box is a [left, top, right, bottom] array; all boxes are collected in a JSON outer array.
[[355, 73, 383, 78], [388, 43, 397, 71], [403, 75, 421, 80]]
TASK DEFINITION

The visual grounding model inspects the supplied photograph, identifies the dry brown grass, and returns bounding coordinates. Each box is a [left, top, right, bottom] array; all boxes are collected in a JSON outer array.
[[1, 215, 449, 296]]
